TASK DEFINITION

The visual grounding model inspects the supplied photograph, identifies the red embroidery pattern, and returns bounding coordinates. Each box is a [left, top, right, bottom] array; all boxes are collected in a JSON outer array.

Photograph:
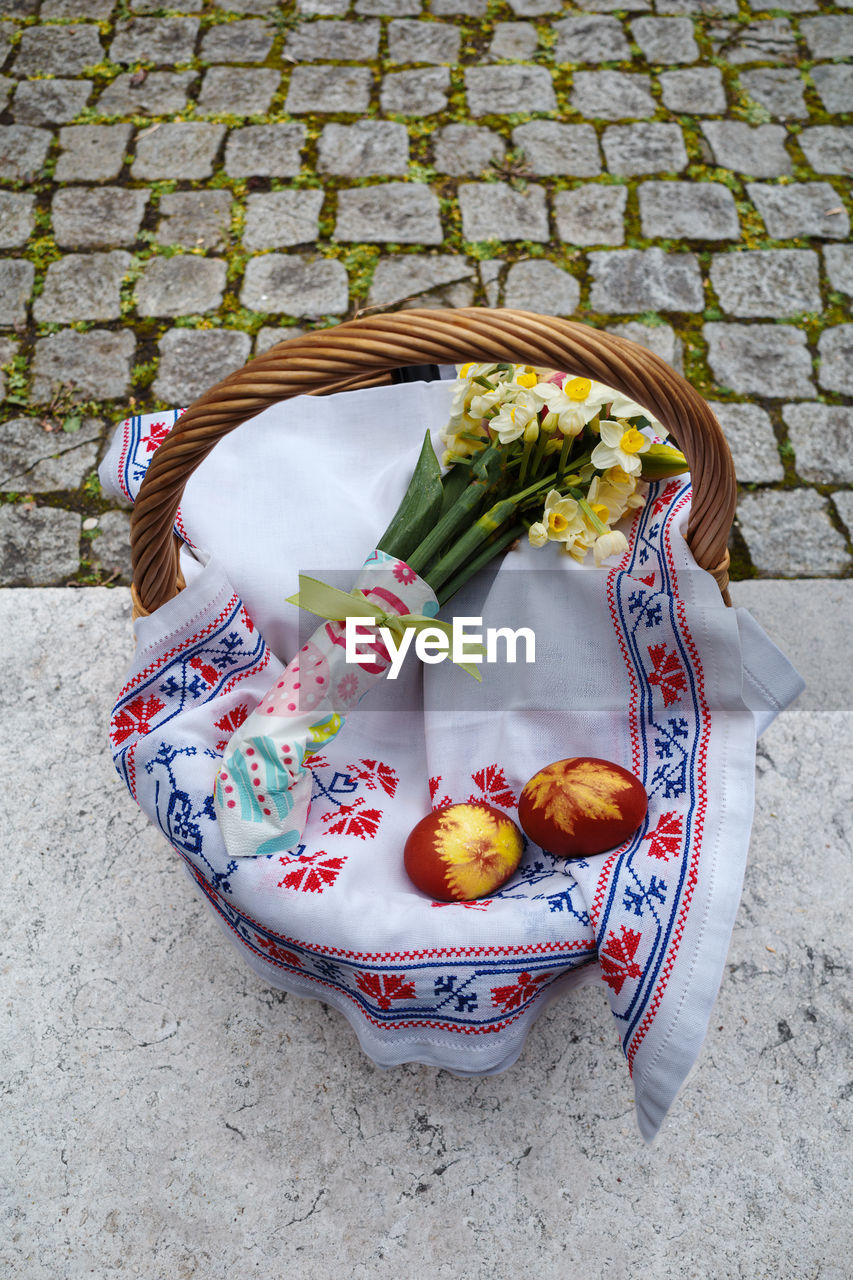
[[348, 758, 398, 798], [277, 850, 346, 893], [429, 776, 452, 809], [599, 926, 643, 995], [643, 811, 684, 861], [214, 703, 249, 752], [188, 654, 220, 686], [321, 799, 383, 840], [110, 693, 166, 745], [144, 420, 171, 453], [255, 934, 303, 967], [647, 642, 688, 707], [490, 971, 549, 1013], [355, 972, 416, 1009], [469, 764, 517, 809]]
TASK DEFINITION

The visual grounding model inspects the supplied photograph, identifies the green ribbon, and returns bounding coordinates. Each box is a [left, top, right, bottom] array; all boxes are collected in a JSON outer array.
[[286, 575, 484, 681]]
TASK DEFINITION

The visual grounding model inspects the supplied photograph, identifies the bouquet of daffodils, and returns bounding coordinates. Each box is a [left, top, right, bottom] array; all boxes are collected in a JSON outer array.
[[376, 362, 689, 608]]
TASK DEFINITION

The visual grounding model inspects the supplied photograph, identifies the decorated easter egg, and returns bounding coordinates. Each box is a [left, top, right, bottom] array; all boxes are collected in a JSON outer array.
[[518, 757, 647, 858], [404, 803, 524, 902]]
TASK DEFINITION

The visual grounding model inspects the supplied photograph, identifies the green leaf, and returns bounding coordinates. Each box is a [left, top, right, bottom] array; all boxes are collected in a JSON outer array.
[[63, 414, 82, 434], [376, 430, 444, 562]]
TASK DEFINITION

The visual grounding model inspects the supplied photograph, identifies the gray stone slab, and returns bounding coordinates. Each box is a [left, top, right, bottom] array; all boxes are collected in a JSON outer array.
[[817, 325, 853, 396], [487, 21, 535, 60], [12, 23, 103, 75], [96, 70, 198, 117], [40, 0, 115, 14], [52, 187, 148, 248], [824, 245, 853, 297], [153, 328, 252, 405], [707, 401, 783, 483], [799, 127, 853, 178], [12, 78, 92, 126], [367, 254, 476, 307], [0, 416, 101, 492], [465, 65, 557, 115], [3, 581, 852, 1278], [704, 322, 815, 397], [0, 260, 33, 326], [0, 124, 51, 182], [800, 14, 853, 59], [285, 18, 380, 61], [736, 488, 850, 576], [431, 0, 486, 11], [156, 190, 233, 251], [223, 123, 305, 178], [197, 67, 281, 116], [241, 254, 350, 315], [588, 247, 703, 312], [0, 190, 34, 249], [553, 15, 631, 63], [554, 184, 627, 246], [200, 18, 274, 62], [601, 123, 688, 175], [432, 124, 505, 176], [318, 121, 409, 176], [356, 0, 422, 11], [746, 182, 849, 242], [739, 68, 807, 121], [701, 121, 791, 177], [54, 123, 132, 182], [710, 250, 821, 319], [34, 251, 131, 325], [110, 17, 199, 66], [387, 18, 460, 63], [458, 182, 549, 242], [255, 326, 307, 355], [512, 122, 601, 177], [709, 17, 797, 65], [833, 492, 853, 542], [88, 509, 132, 582], [132, 122, 225, 179], [334, 183, 442, 244], [0, 505, 81, 584], [30, 329, 135, 404], [638, 180, 739, 240], [135, 256, 227, 318], [658, 66, 726, 114], [810, 64, 853, 116], [608, 320, 683, 373], [503, 258, 580, 315], [285, 66, 372, 114], [571, 70, 657, 119], [218, 0, 285, 9], [782, 403, 853, 485], [243, 189, 324, 250], [631, 16, 698, 64], [655, 0, 736, 10], [381, 67, 450, 115]]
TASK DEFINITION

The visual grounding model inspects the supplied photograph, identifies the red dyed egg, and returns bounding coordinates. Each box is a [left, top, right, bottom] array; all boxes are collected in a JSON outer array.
[[404, 803, 524, 902], [518, 757, 647, 859]]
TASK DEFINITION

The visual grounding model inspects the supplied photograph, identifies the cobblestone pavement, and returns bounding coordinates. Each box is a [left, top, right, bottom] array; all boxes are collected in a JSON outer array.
[[0, 0, 851, 588]]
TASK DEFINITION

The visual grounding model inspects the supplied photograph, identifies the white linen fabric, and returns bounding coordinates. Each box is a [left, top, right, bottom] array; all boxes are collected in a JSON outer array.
[[101, 379, 803, 1141]]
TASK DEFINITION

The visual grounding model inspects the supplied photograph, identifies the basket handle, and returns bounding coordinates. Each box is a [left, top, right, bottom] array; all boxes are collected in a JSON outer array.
[[131, 308, 735, 615]]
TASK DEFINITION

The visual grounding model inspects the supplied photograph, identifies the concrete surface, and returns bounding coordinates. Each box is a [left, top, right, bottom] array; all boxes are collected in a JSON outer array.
[[1, 581, 850, 1279]]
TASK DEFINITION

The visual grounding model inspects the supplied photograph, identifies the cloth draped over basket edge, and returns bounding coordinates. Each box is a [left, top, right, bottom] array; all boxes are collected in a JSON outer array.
[[101, 380, 804, 1142]]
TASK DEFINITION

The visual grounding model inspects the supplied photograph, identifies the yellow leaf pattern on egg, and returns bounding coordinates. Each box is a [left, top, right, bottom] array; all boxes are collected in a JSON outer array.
[[435, 805, 522, 901], [525, 759, 632, 834]]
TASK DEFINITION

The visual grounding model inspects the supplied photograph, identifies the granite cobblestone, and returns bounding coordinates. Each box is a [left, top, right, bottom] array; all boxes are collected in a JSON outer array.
[[0, 0, 850, 584]]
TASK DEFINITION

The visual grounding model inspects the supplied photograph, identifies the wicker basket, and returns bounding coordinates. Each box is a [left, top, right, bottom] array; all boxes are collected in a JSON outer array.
[[130, 308, 737, 618]]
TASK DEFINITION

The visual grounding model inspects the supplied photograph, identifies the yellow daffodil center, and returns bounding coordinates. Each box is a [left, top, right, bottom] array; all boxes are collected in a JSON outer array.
[[565, 377, 592, 401], [460, 363, 473, 378], [548, 511, 568, 533], [620, 428, 646, 454], [591, 503, 609, 522], [516, 371, 537, 388]]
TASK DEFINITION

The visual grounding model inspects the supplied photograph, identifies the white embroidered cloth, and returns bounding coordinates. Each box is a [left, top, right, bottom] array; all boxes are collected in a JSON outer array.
[[102, 379, 803, 1141]]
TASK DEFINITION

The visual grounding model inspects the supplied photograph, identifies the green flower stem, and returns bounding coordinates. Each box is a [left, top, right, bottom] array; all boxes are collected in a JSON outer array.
[[425, 494, 521, 592], [518, 436, 534, 487], [556, 433, 573, 482], [435, 522, 525, 608], [405, 445, 503, 574], [577, 496, 608, 536]]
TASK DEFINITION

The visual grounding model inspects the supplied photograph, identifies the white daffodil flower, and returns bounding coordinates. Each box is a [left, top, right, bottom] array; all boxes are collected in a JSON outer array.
[[490, 391, 540, 445], [540, 490, 585, 544], [590, 420, 651, 476], [528, 521, 548, 548], [593, 529, 629, 567]]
